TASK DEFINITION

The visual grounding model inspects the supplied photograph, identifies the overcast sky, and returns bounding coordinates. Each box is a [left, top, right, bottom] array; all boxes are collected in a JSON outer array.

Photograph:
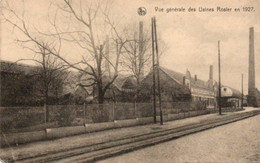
[[1, 0, 259, 94]]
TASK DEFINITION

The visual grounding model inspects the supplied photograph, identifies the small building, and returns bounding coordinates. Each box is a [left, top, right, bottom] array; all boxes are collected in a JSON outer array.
[[221, 86, 242, 108], [0, 60, 68, 106], [0, 61, 46, 106], [103, 75, 137, 103]]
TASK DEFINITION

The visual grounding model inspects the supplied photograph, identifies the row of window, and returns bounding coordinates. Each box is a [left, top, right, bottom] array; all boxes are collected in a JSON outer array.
[[192, 96, 215, 106]]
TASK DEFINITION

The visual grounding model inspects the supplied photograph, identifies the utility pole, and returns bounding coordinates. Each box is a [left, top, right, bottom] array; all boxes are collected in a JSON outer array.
[[151, 17, 156, 123], [218, 41, 222, 115], [241, 74, 244, 109], [154, 17, 163, 125]]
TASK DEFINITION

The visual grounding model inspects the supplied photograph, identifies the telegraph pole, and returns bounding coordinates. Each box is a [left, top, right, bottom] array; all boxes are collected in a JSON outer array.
[[151, 18, 157, 123], [218, 41, 222, 115], [154, 17, 163, 125], [241, 74, 244, 109]]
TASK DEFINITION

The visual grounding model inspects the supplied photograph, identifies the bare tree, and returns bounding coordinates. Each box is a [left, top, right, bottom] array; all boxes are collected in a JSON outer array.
[[14, 43, 69, 122], [16, 45, 69, 98], [56, 0, 132, 104], [119, 22, 167, 101], [120, 22, 152, 86], [1, 0, 128, 104]]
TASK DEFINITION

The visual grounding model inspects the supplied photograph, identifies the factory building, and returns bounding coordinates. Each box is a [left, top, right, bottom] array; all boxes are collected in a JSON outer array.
[[140, 66, 218, 109]]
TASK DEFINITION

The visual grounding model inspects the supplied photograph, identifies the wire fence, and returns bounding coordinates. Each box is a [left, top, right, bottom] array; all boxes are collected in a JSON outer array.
[[0, 101, 215, 133]]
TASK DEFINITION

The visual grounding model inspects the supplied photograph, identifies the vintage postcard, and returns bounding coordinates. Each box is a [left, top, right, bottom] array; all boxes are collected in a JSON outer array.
[[0, 0, 259, 162]]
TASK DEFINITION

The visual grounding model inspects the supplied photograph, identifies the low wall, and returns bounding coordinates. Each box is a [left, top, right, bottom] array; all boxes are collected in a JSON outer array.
[[136, 117, 154, 125], [114, 119, 137, 128], [46, 126, 86, 139], [156, 115, 168, 122], [0, 130, 46, 147], [189, 111, 198, 117], [85, 122, 115, 133], [178, 112, 185, 119], [168, 114, 182, 121]]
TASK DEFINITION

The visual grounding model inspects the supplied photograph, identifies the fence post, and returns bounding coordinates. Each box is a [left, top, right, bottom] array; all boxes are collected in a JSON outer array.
[[134, 101, 137, 119], [83, 102, 86, 124], [44, 103, 47, 125], [113, 102, 115, 121]]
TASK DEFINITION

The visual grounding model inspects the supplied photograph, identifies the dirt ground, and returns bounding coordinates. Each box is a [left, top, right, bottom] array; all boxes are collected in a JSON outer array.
[[99, 114, 260, 163]]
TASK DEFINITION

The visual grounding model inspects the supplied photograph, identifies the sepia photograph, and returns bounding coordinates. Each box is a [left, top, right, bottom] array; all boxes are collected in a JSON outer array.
[[0, 0, 259, 162]]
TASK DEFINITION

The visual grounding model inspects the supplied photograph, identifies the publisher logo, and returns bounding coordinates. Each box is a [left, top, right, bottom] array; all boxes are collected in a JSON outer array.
[[138, 7, 147, 16]]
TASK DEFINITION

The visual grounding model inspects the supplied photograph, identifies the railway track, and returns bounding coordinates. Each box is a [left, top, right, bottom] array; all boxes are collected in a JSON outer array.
[[12, 110, 259, 163]]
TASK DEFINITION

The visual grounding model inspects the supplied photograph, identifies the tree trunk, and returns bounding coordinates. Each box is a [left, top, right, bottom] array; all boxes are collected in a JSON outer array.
[[98, 90, 105, 104], [45, 88, 50, 122]]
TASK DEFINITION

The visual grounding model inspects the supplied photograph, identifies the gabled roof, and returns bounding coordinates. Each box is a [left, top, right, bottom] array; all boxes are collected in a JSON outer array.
[[190, 77, 212, 90], [72, 71, 135, 93], [160, 66, 212, 91], [111, 76, 125, 90], [160, 67, 184, 85], [121, 76, 137, 89], [0, 60, 37, 75], [141, 67, 191, 96], [62, 71, 81, 95], [111, 74, 137, 91]]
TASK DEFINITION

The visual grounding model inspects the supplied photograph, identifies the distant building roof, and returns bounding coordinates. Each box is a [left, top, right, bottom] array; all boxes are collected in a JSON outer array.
[[62, 71, 81, 95], [160, 67, 212, 91], [221, 86, 241, 98], [160, 67, 184, 85], [228, 87, 241, 97], [113, 75, 137, 91], [140, 67, 191, 99], [0, 60, 37, 75]]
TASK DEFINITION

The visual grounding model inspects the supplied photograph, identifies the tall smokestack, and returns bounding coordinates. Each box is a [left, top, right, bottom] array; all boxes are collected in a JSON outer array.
[[209, 65, 213, 80], [139, 21, 144, 78], [248, 27, 256, 106]]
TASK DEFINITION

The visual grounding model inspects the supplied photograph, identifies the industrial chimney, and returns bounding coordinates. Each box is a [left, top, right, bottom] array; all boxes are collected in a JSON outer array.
[[139, 21, 144, 79], [209, 65, 213, 80], [248, 27, 256, 106]]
